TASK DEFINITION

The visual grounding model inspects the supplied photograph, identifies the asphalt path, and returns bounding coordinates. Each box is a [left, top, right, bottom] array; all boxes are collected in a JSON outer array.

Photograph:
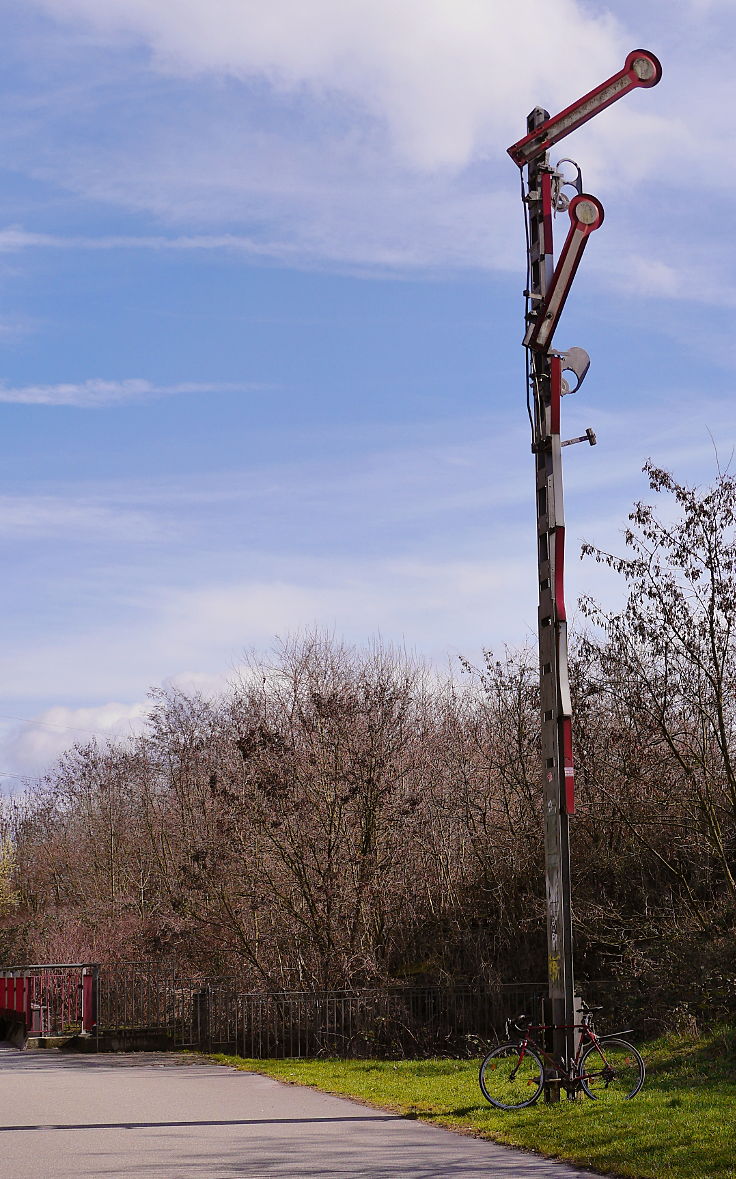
[[0, 1046, 606, 1177]]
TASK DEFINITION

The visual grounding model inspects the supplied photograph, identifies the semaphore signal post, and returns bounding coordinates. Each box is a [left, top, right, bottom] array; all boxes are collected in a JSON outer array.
[[506, 50, 661, 1099]]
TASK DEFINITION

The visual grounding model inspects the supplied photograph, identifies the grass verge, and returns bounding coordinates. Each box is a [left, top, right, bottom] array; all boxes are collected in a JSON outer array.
[[208, 1025, 736, 1179]]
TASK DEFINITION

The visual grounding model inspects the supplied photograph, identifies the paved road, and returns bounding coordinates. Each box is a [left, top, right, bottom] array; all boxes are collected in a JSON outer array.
[[0, 1047, 604, 1177]]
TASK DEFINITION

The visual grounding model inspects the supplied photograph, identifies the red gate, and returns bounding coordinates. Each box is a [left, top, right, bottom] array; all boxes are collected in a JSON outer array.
[[0, 964, 98, 1038]]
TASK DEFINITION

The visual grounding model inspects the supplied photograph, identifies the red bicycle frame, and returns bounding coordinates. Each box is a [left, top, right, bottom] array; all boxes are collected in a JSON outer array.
[[511, 1020, 628, 1086]]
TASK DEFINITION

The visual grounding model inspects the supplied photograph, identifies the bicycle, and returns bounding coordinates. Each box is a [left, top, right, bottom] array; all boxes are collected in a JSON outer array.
[[478, 1002, 645, 1110]]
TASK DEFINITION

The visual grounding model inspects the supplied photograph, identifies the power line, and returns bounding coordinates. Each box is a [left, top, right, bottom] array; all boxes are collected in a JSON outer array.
[[0, 711, 145, 740]]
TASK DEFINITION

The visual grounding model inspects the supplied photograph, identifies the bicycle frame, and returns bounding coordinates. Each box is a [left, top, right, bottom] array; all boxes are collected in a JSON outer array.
[[510, 1021, 622, 1088]]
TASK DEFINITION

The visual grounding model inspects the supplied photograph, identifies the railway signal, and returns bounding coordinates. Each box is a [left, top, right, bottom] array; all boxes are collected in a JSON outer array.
[[508, 50, 662, 168], [508, 51, 661, 1099], [523, 195, 604, 352]]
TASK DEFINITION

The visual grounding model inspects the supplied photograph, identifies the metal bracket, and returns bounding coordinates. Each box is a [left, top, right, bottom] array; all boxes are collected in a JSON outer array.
[[561, 427, 597, 447], [552, 159, 584, 212], [557, 346, 591, 395], [556, 159, 584, 196]]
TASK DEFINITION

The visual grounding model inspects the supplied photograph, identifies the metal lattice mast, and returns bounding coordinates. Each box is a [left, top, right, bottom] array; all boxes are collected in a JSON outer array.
[[507, 51, 662, 1099]]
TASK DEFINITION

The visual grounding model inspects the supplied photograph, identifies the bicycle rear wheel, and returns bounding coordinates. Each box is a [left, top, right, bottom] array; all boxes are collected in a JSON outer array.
[[479, 1043, 544, 1110], [579, 1037, 645, 1101]]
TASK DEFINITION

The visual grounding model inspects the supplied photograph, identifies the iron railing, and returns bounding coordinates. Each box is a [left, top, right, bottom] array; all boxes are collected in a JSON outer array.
[[100, 976, 622, 1057], [233, 983, 538, 1059], [95, 966, 233, 1049], [1, 960, 618, 1058]]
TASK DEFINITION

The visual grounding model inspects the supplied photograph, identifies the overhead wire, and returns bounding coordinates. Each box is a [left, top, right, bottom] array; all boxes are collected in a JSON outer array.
[[0, 712, 147, 786], [0, 768, 40, 783], [520, 168, 535, 443], [0, 711, 145, 740]]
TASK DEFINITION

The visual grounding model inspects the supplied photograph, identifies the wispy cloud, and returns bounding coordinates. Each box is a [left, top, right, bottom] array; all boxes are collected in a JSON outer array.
[[8, 2, 680, 279], [0, 0, 727, 297], [34, 0, 628, 171], [0, 315, 35, 338], [0, 196, 518, 274], [0, 376, 264, 407], [0, 701, 149, 780], [0, 494, 162, 540], [0, 552, 537, 715], [0, 224, 303, 260]]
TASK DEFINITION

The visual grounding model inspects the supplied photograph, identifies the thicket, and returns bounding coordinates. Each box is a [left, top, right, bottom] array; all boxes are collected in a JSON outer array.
[[1, 467, 735, 1026]]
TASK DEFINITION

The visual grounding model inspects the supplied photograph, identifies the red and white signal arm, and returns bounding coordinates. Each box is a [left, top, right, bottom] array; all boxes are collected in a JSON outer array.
[[508, 50, 662, 168], [523, 194, 604, 352]]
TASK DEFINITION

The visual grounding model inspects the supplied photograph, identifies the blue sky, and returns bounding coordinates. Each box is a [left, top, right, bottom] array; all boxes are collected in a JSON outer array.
[[0, 0, 734, 781]]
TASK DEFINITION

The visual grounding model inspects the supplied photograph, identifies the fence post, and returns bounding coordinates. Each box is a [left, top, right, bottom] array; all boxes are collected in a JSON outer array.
[[24, 975, 32, 1032], [81, 965, 98, 1035], [193, 987, 211, 1051]]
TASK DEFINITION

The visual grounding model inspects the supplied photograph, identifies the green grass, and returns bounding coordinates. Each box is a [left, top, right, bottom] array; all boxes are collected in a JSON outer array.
[[208, 1026, 736, 1179]]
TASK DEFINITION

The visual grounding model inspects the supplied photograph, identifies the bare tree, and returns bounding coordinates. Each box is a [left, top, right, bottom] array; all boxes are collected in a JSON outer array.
[[579, 464, 736, 904]]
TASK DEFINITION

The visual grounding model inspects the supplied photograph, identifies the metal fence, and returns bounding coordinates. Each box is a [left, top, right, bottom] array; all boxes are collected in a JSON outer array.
[[95, 966, 233, 1049], [2, 959, 620, 1058], [232, 983, 543, 1059], [92, 977, 593, 1058], [228, 981, 623, 1059], [97, 974, 559, 1057]]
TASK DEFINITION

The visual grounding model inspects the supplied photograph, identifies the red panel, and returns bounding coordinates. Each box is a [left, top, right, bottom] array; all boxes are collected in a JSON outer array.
[[541, 170, 554, 270], [82, 972, 95, 1032], [554, 527, 566, 624]]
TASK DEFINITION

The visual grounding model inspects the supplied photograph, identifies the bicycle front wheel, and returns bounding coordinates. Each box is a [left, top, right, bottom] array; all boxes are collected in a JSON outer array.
[[579, 1037, 645, 1101], [479, 1043, 544, 1110]]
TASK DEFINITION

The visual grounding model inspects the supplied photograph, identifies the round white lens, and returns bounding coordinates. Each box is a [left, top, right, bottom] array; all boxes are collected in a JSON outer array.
[[633, 57, 655, 81], [574, 200, 598, 225]]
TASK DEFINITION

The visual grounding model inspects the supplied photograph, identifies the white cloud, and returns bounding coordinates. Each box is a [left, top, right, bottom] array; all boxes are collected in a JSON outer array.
[[16, 1, 679, 279], [0, 677, 234, 785], [0, 182, 519, 274], [0, 550, 536, 716], [0, 225, 305, 260], [0, 399, 730, 780], [0, 376, 263, 407], [8, 3, 719, 282], [0, 701, 149, 780], [0, 316, 34, 338], [34, 0, 627, 171], [0, 495, 161, 540]]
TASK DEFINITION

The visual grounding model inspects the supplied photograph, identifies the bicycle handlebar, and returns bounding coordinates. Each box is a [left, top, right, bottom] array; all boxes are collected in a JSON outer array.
[[505, 1013, 532, 1036], [505, 1003, 605, 1035]]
